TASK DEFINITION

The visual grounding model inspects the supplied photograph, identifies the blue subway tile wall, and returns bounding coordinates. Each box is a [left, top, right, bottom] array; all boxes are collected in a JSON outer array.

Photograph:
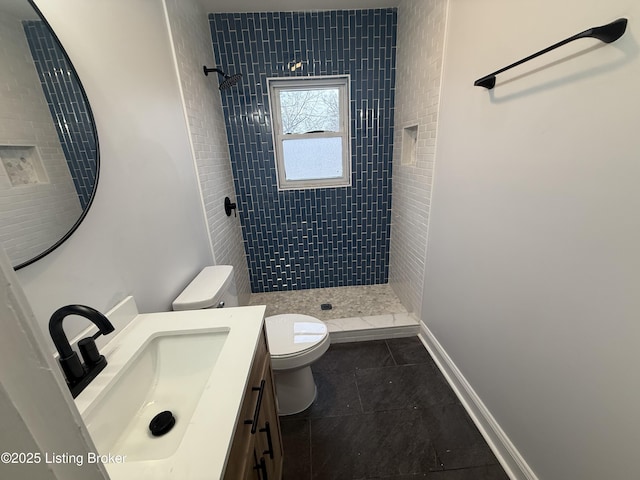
[[210, 9, 397, 292], [23, 21, 97, 209]]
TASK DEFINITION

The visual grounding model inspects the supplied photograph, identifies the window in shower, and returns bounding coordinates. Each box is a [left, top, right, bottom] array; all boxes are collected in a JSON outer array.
[[268, 75, 351, 190]]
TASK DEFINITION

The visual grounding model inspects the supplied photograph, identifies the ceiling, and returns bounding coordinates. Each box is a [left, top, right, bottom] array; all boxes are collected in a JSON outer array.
[[198, 0, 399, 13], [1, 0, 399, 19]]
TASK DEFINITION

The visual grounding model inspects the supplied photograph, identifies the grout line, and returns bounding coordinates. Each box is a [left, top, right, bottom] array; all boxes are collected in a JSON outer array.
[[384, 338, 398, 366], [353, 369, 366, 415]]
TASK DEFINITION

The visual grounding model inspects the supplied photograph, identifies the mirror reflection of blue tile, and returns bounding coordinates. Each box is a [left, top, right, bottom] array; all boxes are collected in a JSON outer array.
[[23, 20, 97, 209]]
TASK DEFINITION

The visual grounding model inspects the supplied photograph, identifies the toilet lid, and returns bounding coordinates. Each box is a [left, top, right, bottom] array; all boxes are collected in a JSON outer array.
[[265, 314, 328, 357], [172, 266, 233, 310]]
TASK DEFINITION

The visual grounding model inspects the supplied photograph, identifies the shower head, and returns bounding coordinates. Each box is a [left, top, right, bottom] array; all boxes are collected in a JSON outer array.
[[219, 73, 242, 90], [203, 66, 242, 90]]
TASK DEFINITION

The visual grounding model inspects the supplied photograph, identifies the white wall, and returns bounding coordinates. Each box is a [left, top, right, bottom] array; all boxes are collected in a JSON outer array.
[[17, 0, 213, 346], [389, 0, 447, 315], [0, 11, 81, 267], [0, 247, 107, 480], [164, 0, 252, 304], [422, 1, 640, 479]]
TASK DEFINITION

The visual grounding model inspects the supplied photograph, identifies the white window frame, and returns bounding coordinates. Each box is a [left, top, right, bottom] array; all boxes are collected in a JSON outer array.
[[267, 75, 351, 190]]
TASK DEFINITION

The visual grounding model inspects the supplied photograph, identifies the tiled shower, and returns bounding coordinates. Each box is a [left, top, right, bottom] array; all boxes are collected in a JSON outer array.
[[168, 0, 440, 318], [209, 10, 397, 293]]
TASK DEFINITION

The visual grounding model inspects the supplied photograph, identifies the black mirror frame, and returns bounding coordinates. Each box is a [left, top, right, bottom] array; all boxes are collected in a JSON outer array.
[[14, 0, 100, 270]]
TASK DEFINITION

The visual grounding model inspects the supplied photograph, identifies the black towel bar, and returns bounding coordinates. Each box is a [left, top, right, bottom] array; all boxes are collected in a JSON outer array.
[[474, 18, 628, 89]]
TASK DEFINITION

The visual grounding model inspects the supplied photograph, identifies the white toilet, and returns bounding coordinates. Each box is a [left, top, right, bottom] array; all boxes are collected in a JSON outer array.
[[172, 265, 330, 416]]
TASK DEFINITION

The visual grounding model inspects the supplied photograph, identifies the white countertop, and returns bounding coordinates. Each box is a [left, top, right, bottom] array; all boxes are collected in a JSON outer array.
[[74, 305, 266, 480]]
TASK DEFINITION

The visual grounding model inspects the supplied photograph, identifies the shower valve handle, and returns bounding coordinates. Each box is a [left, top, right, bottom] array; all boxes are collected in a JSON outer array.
[[224, 197, 237, 217]]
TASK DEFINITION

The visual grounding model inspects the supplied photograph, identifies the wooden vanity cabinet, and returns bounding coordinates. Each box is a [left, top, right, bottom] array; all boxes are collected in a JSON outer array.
[[224, 327, 283, 480]]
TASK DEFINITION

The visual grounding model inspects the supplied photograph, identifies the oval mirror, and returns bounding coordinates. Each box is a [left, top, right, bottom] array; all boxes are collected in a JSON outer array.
[[0, 0, 99, 270]]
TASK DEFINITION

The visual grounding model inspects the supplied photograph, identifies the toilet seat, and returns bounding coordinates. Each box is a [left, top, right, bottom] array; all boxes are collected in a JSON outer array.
[[265, 314, 330, 371]]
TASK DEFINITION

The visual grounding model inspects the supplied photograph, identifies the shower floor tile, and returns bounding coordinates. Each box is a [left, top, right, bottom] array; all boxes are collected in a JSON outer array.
[[248, 284, 407, 320], [249, 284, 418, 341]]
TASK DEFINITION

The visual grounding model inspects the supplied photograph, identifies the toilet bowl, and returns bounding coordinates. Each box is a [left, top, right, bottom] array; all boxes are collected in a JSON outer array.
[[265, 313, 330, 415], [172, 266, 330, 416]]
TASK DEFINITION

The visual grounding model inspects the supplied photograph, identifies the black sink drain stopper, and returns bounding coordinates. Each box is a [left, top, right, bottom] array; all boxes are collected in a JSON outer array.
[[149, 411, 176, 437]]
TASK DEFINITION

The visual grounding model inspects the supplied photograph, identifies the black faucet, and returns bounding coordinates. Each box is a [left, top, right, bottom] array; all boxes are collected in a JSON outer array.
[[49, 305, 115, 398]]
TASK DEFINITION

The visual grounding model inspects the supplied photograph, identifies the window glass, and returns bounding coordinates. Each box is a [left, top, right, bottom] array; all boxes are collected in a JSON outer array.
[[282, 137, 343, 180], [279, 89, 340, 134]]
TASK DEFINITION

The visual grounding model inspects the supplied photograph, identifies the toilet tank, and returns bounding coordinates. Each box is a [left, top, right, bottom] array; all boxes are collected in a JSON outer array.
[[172, 265, 239, 311]]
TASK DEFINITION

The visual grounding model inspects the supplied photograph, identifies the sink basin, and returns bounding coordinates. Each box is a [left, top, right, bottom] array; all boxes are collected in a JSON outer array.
[[74, 305, 266, 479], [83, 329, 229, 461]]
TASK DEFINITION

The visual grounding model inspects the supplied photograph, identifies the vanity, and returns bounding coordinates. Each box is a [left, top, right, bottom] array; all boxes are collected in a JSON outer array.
[[73, 301, 283, 479], [224, 320, 283, 480]]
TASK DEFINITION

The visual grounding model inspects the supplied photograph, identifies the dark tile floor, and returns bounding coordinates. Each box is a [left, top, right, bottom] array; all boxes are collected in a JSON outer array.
[[279, 337, 510, 480]]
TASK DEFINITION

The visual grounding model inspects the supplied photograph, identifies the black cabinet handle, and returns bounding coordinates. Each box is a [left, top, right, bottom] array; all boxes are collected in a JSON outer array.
[[260, 421, 274, 459], [244, 379, 265, 434], [253, 456, 268, 480]]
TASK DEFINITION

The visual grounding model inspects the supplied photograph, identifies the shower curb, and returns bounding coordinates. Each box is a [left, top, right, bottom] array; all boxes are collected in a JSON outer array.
[[327, 312, 420, 344]]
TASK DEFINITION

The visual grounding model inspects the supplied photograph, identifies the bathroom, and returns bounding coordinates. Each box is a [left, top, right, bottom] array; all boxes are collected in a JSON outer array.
[[1, 0, 639, 479]]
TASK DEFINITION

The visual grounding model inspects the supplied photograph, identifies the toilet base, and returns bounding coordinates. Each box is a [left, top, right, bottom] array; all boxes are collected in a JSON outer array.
[[273, 366, 317, 416]]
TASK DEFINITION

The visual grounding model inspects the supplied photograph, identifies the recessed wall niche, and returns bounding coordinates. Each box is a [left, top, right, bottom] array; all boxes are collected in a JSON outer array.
[[0, 146, 49, 186], [401, 124, 418, 166]]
